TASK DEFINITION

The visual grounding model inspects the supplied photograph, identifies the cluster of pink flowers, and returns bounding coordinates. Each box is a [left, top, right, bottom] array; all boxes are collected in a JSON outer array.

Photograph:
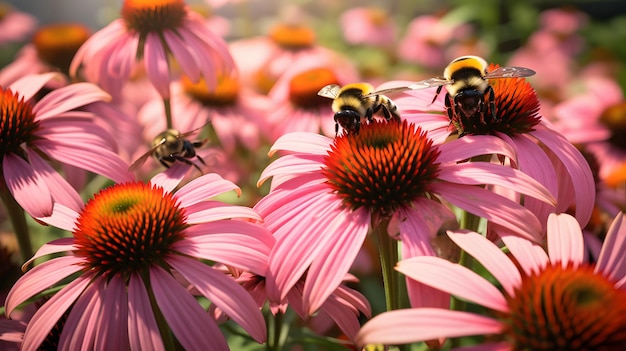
[[0, 1, 624, 350]]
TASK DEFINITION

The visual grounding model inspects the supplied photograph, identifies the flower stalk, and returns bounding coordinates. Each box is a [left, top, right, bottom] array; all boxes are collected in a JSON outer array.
[[0, 176, 33, 262]]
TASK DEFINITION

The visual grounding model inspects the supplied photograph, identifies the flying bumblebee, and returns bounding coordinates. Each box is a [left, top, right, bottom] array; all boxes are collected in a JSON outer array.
[[373, 55, 536, 128], [129, 124, 209, 172], [317, 83, 402, 135]]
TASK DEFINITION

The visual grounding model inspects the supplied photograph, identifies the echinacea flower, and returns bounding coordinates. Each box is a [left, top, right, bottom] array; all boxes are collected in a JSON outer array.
[[0, 4, 37, 45], [0, 23, 91, 85], [356, 212, 626, 350], [70, 0, 235, 99], [397, 68, 595, 230], [5, 167, 274, 350], [255, 119, 555, 316], [0, 73, 132, 218], [340, 7, 396, 48]]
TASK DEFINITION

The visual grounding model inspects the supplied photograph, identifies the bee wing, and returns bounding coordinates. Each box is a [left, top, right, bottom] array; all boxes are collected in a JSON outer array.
[[178, 122, 211, 139], [317, 84, 341, 99], [364, 78, 452, 97], [128, 138, 167, 172], [485, 66, 536, 79]]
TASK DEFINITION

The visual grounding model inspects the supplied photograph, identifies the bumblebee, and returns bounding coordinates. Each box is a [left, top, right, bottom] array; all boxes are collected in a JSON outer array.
[[374, 55, 536, 129], [129, 125, 208, 172], [317, 83, 402, 135]]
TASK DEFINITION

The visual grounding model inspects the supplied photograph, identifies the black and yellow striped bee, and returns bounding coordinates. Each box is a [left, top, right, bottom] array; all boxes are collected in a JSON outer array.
[[318, 83, 402, 135]]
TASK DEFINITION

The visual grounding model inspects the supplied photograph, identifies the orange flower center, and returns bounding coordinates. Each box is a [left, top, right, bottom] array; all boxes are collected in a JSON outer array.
[[73, 182, 188, 279], [322, 120, 441, 216], [268, 23, 316, 50], [0, 88, 39, 160], [122, 0, 186, 34], [288, 67, 340, 109], [599, 101, 626, 151], [33, 23, 91, 74], [503, 264, 626, 350], [182, 74, 238, 106], [449, 65, 541, 136], [366, 8, 390, 27]]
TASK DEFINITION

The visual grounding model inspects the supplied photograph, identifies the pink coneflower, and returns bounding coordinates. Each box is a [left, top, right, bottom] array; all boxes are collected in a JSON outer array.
[[0, 23, 91, 85], [70, 0, 235, 99], [340, 7, 396, 48], [0, 73, 132, 218], [5, 168, 274, 350], [397, 68, 595, 229], [0, 4, 37, 45], [265, 58, 359, 140], [356, 212, 626, 350], [255, 119, 556, 316]]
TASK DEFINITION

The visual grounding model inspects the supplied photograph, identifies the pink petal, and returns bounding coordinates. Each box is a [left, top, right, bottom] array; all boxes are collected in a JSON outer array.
[[21, 276, 91, 351], [268, 132, 333, 156], [21, 237, 76, 270], [303, 209, 370, 315], [150, 266, 229, 351], [69, 20, 126, 76], [92, 276, 129, 350], [437, 135, 517, 164], [144, 33, 170, 98], [35, 203, 79, 232], [257, 154, 326, 187], [175, 173, 240, 207], [26, 148, 84, 212], [167, 255, 266, 342], [447, 230, 521, 297], [149, 163, 187, 193], [59, 278, 103, 350], [184, 202, 262, 223], [595, 212, 626, 285], [319, 293, 362, 342], [500, 233, 549, 277], [531, 127, 595, 227], [355, 308, 503, 347], [8, 73, 59, 101], [128, 274, 165, 351], [3, 153, 53, 218], [163, 30, 201, 80], [433, 183, 542, 242], [5, 256, 84, 317], [546, 213, 584, 268], [33, 83, 110, 120], [397, 256, 509, 312]]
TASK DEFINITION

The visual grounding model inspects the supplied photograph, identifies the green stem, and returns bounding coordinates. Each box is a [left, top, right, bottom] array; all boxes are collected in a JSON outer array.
[[266, 311, 287, 351], [0, 180, 33, 262], [372, 217, 403, 313], [163, 98, 173, 130]]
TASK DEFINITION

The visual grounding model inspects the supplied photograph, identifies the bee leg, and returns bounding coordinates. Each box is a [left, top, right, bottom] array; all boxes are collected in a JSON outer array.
[[335, 121, 339, 137], [172, 155, 204, 173], [486, 85, 496, 122], [430, 86, 444, 106], [365, 107, 374, 123]]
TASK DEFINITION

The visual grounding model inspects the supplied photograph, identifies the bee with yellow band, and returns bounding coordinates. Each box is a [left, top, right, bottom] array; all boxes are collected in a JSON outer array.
[[318, 83, 402, 136], [373, 55, 536, 131]]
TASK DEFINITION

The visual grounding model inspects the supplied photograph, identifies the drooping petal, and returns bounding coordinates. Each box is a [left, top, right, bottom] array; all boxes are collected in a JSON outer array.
[[257, 154, 325, 187], [94, 276, 129, 350], [532, 127, 595, 227], [447, 230, 521, 297], [8, 72, 60, 101], [128, 274, 165, 351], [5, 255, 84, 316], [167, 255, 266, 343], [144, 33, 170, 98], [33, 83, 110, 120], [546, 213, 584, 268], [500, 232, 549, 277], [438, 162, 556, 206], [21, 237, 76, 270], [595, 212, 626, 285], [433, 183, 542, 242], [356, 308, 504, 347], [21, 276, 91, 351], [3, 153, 53, 218], [184, 202, 263, 223], [303, 208, 370, 315], [150, 266, 228, 351], [59, 278, 103, 351], [175, 173, 240, 207], [437, 135, 518, 164], [397, 256, 509, 313], [162, 30, 201, 80]]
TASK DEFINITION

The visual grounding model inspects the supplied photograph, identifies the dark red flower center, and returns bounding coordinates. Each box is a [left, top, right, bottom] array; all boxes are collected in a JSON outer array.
[[73, 182, 188, 279], [0, 88, 39, 160], [322, 120, 441, 216], [502, 263, 626, 350], [122, 0, 186, 34]]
